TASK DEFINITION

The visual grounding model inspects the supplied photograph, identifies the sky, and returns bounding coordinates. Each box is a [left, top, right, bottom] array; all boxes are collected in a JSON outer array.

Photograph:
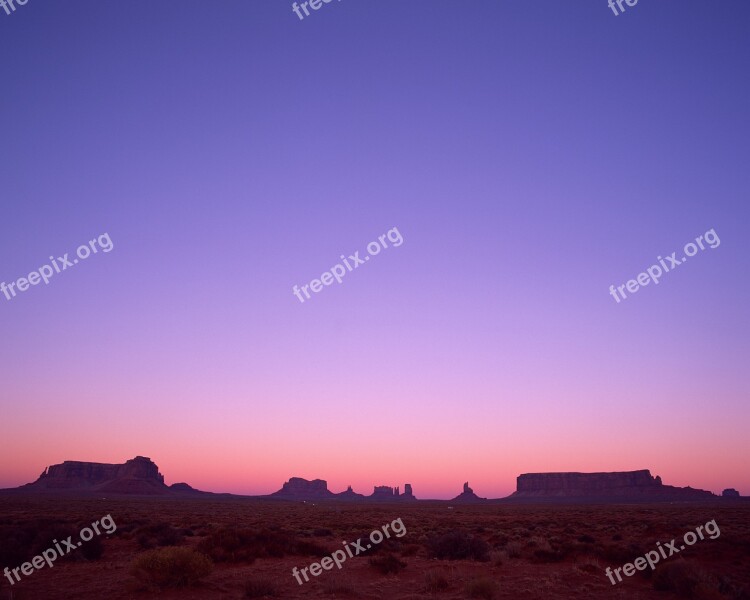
[[0, 1, 748, 499]]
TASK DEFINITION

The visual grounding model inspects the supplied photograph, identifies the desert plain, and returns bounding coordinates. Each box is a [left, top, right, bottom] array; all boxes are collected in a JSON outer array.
[[1, 494, 748, 600]]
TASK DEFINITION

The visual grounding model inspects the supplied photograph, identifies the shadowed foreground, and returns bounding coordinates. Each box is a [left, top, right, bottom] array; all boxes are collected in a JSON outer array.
[[0, 494, 748, 600]]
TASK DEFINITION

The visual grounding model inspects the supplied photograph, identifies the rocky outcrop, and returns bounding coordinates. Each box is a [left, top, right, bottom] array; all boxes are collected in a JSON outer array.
[[270, 479, 415, 501], [170, 482, 203, 494], [23, 457, 171, 495], [270, 477, 334, 500], [335, 485, 365, 500], [722, 488, 741, 498], [371, 485, 398, 499], [511, 470, 715, 500], [368, 484, 417, 501], [451, 481, 486, 503]]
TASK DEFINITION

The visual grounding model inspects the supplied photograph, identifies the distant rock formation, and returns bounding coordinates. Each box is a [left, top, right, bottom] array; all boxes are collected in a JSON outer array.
[[335, 485, 365, 500], [371, 485, 398, 499], [169, 482, 204, 494], [368, 484, 417, 501], [22, 457, 172, 495], [451, 481, 486, 503], [270, 477, 334, 500], [511, 470, 715, 500], [269, 479, 415, 501], [722, 488, 741, 498]]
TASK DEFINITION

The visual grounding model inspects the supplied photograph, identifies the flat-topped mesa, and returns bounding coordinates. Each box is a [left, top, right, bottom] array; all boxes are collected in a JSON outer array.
[[24, 456, 170, 494], [517, 470, 657, 494], [270, 477, 334, 500], [512, 470, 715, 500]]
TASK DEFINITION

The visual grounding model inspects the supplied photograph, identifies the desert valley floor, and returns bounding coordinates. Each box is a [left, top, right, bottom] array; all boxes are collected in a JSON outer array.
[[1, 495, 748, 600]]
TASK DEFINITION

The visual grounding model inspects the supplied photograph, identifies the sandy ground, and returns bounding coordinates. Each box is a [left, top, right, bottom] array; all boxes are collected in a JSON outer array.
[[0, 494, 748, 600]]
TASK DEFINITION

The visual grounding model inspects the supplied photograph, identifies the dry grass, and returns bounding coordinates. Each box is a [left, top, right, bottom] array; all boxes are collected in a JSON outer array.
[[130, 547, 212, 589], [0, 494, 748, 599]]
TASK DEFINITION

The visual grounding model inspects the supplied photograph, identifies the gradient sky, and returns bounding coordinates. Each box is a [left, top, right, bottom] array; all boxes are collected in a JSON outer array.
[[0, 1, 748, 499]]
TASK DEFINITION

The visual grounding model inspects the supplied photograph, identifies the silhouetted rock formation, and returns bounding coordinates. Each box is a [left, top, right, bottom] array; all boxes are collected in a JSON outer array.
[[270, 480, 416, 501], [22, 456, 171, 495], [367, 484, 417, 501], [270, 477, 334, 500], [371, 485, 398, 499], [722, 488, 741, 498], [169, 482, 208, 495], [335, 485, 365, 500], [511, 470, 715, 500], [452, 481, 486, 503]]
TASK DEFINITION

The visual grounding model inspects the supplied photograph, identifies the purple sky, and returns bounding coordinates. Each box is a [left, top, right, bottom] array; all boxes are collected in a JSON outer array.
[[1, 1, 748, 498]]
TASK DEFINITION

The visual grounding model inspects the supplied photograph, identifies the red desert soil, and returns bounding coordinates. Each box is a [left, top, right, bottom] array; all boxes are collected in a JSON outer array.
[[0, 494, 748, 600]]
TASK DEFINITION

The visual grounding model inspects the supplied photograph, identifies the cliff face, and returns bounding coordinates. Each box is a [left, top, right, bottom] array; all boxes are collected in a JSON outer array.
[[24, 456, 170, 494], [512, 470, 714, 500]]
